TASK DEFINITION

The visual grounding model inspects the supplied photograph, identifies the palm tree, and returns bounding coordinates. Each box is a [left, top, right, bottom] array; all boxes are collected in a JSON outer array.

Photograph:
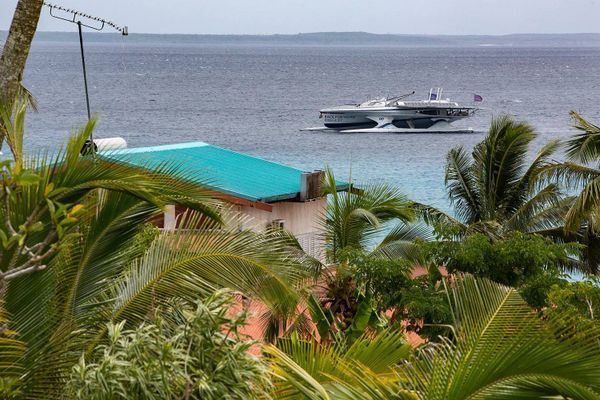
[[0, 98, 220, 287], [252, 170, 426, 343], [424, 115, 567, 240], [0, 102, 314, 398], [321, 168, 426, 261], [267, 274, 600, 399], [299, 169, 430, 341], [0, 0, 43, 139], [541, 112, 600, 272], [265, 329, 412, 399]]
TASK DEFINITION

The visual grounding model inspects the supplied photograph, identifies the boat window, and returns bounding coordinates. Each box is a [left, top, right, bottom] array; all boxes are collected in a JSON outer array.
[[417, 109, 441, 115]]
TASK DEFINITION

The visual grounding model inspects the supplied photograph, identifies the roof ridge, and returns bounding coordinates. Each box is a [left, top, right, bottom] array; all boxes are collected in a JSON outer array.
[[107, 141, 210, 155]]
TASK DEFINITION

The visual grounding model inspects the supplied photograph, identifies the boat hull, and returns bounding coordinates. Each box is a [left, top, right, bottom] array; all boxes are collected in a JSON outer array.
[[321, 108, 472, 130], [303, 120, 475, 134]]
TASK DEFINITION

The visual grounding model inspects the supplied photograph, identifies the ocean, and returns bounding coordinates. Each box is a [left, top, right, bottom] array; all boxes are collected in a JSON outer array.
[[17, 34, 600, 210]]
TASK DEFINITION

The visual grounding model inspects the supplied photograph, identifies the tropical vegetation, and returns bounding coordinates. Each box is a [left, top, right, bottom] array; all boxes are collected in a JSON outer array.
[[3, 93, 600, 398], [4, 1, 600, 397], [65, 290, 273, 400], [267, 274, 600, 399], [0, 99, 311, 398], [423, 115, 567, 239]]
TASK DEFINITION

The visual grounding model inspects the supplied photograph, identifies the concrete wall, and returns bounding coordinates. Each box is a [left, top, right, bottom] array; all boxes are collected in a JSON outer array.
[[164, 198, 327, 259], [237, 198, 325, 236], [222, 198, 327, 259]]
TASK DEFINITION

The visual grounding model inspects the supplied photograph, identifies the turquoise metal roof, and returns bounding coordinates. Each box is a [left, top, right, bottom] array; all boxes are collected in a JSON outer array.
[[104, 142, 342, 203]]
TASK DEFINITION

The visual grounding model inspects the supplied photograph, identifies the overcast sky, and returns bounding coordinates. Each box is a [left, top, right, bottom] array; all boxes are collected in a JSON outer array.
[[2, 0, 600, 35]]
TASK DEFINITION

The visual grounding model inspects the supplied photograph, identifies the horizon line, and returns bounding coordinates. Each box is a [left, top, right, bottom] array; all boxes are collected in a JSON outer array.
[[3, 30, 600, 37]]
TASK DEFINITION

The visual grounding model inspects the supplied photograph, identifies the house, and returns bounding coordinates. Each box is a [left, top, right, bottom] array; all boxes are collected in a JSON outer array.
[[104, 141, 348, 257]]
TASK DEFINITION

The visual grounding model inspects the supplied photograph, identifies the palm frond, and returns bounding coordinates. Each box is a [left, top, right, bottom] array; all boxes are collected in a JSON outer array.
[[472, 115, 536, 220], [369, 222, 433, 260], [564, 175, 600, 233], [539, 162, 600, 191], [507, 139, 561, 213], [267, 329, 410, 399], [109, 211, 311, 330], [445, 147, 479, 223], [267, 344, 332, 400], [0, 305, 25, 379], [566, 111, 600, 164], [321, 169, 414, 257], [394, 274, 600, 399], [504, 184, 565, 233], [344, 329, 411, 373]]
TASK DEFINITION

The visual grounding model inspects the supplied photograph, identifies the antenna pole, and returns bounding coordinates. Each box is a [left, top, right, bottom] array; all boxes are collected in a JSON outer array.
[[43, 2, 127, 154], [77, 21, 92, 124]]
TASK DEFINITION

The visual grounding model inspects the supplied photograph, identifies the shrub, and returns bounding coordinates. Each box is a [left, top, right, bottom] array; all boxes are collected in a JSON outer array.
[[65, 290, 272, 400]]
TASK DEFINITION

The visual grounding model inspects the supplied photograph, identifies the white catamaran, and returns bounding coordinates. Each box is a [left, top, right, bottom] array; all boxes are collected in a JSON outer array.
[[303, 88, 479, 133]]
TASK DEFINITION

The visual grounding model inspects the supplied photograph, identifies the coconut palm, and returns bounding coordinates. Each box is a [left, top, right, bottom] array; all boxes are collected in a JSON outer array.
[[297, 170, 430, 341], [267, 274, 600, 399], [0, 0, 43, 143], [321, 168, 428, 261], [423, 115, 568, 240], [0, 102, 313, 398], [541, 112, 600, 272], [265, 328, 412, 399], [250, 170, 427, 343]]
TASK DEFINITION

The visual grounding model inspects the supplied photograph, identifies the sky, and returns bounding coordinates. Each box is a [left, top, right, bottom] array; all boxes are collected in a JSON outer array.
[[2, 0, 600, 35]]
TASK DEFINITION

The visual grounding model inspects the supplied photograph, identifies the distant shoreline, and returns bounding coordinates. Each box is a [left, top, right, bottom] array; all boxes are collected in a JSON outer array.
[[2, 31, 600, 47]]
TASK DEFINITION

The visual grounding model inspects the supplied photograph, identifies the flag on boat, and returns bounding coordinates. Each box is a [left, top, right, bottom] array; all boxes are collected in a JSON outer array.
[[473, 93, 483, 102]]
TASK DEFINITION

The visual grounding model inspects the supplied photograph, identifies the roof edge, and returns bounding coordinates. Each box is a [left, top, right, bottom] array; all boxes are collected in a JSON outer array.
[[107, 141, 210, 155]]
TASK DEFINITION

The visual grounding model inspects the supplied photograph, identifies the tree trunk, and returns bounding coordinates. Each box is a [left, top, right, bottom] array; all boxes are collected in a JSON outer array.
[[0, 0, 43, 140]]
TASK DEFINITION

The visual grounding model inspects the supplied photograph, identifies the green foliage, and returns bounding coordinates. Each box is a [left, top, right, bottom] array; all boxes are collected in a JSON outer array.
[[0, 306, 24, 400], [0, 102, 313, 399], [64, 290, 272, 400], [518, 268, 566, 308], [546, 277, 600, 321], [266, 329, 411, 399], [321, 168, 421, 262], [339, 247, 412, 310], [269, 275, 600, 399], [423, 114, 571, 251], [540, 112, 600, 272], [541, 278, 600, 345], [315, 267, 383, 342], [0, 377, 21, 400], [394, 276, 451, 340], [427, 232, 579, 287], [394, 274, 600, 399], [338, 248, 451, 341], [0, 97, 221, 283]]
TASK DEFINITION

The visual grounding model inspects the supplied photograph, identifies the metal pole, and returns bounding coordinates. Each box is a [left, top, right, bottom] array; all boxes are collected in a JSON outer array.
[[44, 3, 127, 155], [77, 21, 92, 125]]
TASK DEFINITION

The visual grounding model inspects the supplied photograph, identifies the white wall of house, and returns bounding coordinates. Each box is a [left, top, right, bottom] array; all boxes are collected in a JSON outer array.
[[238, 198, 325, 235], [164, 198, 328, 259], [226, 198, 327, 259], [164, 205, 176, 230]]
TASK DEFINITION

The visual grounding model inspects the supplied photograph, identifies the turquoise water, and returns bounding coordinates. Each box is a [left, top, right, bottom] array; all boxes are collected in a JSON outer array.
[[18, 39, 600, 211]]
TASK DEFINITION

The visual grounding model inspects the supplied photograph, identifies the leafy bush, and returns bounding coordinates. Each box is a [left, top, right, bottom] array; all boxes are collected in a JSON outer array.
[[428, 232, 579, 287], [518, 269, 566, 308], [337, 248, 451, 340], [546, 277, 600, 320], [65, 290, 272, 400], [340, 248, 412, 309]]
